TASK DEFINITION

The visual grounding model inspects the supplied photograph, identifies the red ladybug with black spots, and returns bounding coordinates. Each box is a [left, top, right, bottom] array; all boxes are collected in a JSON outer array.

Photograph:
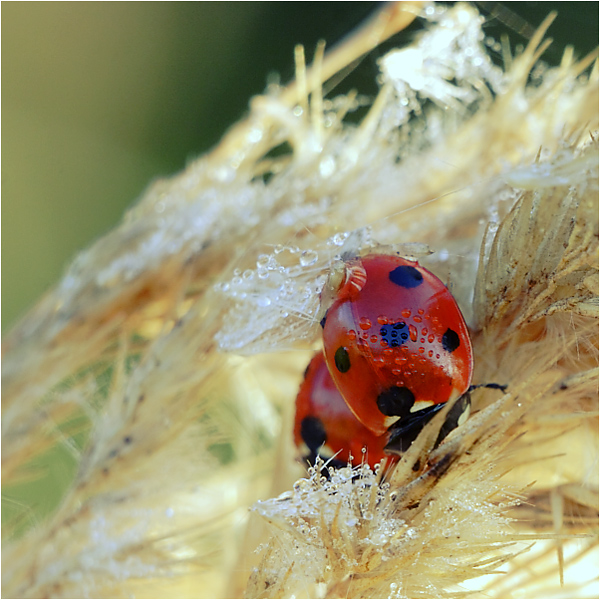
[[320, 253, 474, 454], [294, 352, 396, 469]]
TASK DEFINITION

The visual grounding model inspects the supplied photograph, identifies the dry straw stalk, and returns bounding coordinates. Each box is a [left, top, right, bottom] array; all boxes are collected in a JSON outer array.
[[2, 3, 598, 598]]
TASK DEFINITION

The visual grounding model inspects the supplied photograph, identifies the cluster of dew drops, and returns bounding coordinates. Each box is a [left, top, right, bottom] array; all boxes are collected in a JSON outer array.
[[254, 455, 418, 569], [214, 232, 353, 315], [291, 456, 392, 520]]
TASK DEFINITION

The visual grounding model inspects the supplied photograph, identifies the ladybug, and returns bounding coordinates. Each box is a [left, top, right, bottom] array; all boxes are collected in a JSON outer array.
[[294, 352, 394, 469], [320, 253, 474, 452]]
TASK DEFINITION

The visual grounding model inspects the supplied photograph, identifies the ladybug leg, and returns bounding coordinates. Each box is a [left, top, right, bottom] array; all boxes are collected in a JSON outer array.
[[468, 383, 507, 393], [434, 393, 471, 447], [384, 394, 471, 456], [384, 403, 444, 455]]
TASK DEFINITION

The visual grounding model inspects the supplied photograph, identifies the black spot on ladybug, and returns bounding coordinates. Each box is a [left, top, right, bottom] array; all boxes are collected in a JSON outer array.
[[320, 310, 328, 329], [442, 328, 460, 353], [334, 347, 351, 373], [300, 416, 327, 452], [389, 265, 423, 289], [376, 386, 415, 417], [380, 322, 407, 347]]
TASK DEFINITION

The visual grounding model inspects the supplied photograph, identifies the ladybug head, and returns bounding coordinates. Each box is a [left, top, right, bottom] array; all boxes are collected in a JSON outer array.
[[318, 259, 366, 326]]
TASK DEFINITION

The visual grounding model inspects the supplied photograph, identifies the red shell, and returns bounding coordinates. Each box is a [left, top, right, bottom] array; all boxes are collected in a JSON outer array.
[[322, 254, 473, 436], [294, 352, 391, 468]]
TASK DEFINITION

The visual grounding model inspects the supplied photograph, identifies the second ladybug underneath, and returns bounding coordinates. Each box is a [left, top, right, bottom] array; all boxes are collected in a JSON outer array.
[[294, 352, 394, 469]]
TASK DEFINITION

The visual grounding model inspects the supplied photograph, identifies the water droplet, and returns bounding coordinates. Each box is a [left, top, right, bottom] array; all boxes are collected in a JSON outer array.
[[247, 128, 263, 143], [319, 156, 336, 178], [256, 296, 271, 307], [299, 250, 318, 266], [330, 232, 348, 246], [409, 325, 418, 342], [256, 254, 270, 268], [359, 317, 372, 330]]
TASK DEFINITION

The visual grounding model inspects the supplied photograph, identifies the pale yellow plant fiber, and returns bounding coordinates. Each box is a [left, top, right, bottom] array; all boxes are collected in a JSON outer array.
[[2, 3, 598, 598]]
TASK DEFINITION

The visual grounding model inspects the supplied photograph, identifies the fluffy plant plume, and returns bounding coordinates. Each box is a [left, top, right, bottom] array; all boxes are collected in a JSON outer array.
[[2, 3, 598, 598]]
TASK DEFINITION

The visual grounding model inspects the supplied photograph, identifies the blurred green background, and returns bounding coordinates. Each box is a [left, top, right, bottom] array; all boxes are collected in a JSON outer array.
[[3, 2, 598, 331]]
